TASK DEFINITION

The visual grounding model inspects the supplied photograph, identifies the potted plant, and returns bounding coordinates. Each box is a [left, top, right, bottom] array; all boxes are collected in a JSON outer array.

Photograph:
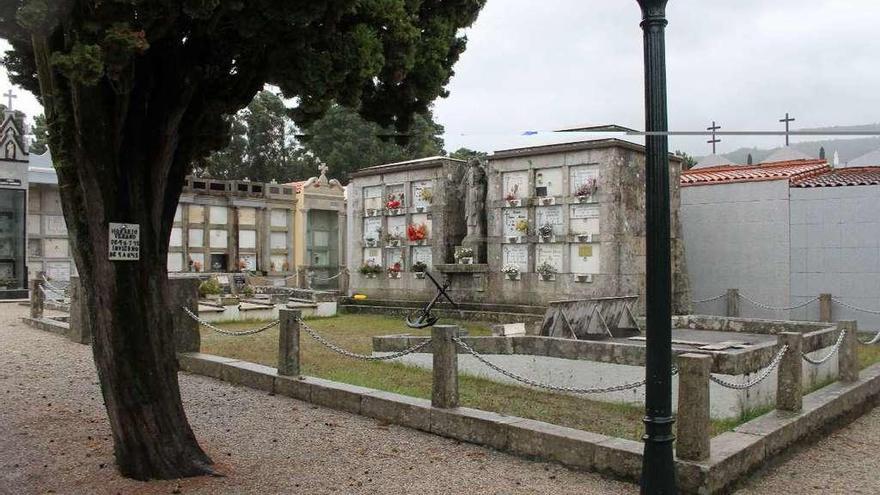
[[242, 284, 255, 298], [540, 196, 555, 206], [383, 231, 402, 247], [575, 178, 598, 203], [514, 219, 529, 242], [387, 261, 403, 279], [407, 223, 428, 245], [576, 233, 591, 243], [537, 223, 554, 242], [536, 261, 557, 281], [198, 277, 222, 300], [504, 184, 520, 207], [575, 273, 592, 283], [366, 227, 382, 247], [502, 264, 520, 281], [385, 194, 403, 215], [412, 261, 428, 279], [455, 247, 474, 265], [359, 263, 382, 279], [417, 188, 433, 212]]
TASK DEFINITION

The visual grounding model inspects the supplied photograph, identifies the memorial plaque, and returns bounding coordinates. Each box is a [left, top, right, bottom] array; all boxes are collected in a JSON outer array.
[[502, 244, 529, 272], [386, 183, 405, 204], [411, 246, 433, 268], [169, 227, 183, 247], [570, 204, 600, 235], [502, 170, 529, 199], [27, 214, 40, 235], [44, 215, 67, 235], [209, 229, 228, 249], [363, 185, 383, 212], [270, 209, 288, 227], [412, 180, 433, 208], [45, 261, 70, 280], [385, 248, 404, 269], [189, 253, 204, 270], [233, 273, 247, 290], [239, 254, 257, 271], [238, 207, 256, 225], [363, 217, 382, 241], [536, 244, 563, 272], [239, 229, 256, 249], [44, 239, 69, 258], [167, 253, 184, 272], [569, 164, 600, 194], [270, 232, 288, 250], [571, 243, 601, 274], [174, 205, 182, 222], [503, 208, 528, 237], [270, 255, 287, 272], [536, 205, 564, 234], [189, 205, 204, 223], [210, 206, 228, 224], [410, 213, 432, 238], [534, 168, 563, 197], [108, 222, 140, 261], [387, 216, 406, 239], [363, 247, 381, 266]]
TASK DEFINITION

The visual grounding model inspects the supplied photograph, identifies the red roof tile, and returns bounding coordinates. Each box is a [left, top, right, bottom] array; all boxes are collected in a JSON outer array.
[[681, 159, 829, 186], [791, 167, 880, 187]]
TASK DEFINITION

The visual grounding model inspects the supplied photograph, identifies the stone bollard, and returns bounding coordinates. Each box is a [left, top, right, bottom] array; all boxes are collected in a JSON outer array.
[[776, 332, 804, 412], [726, 289, 740, 318], [819, 293, 832, 323], [676, 353, 712, 461], [169, 278, 200, 353], [30, 278, 44, 319], [432, 325, 459, 409], [68, 276, 92, 345], [277, 309, 301, 376], [838, 320, 859, 383], [339, 266, 350, 295]]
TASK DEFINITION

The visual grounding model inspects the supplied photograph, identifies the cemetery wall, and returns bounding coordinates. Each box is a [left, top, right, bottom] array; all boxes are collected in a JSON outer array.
[[27, 181, 77, 282], [789, 184, 880, 327], [346, 157, 467, 300], [681, 180, 792, 319]]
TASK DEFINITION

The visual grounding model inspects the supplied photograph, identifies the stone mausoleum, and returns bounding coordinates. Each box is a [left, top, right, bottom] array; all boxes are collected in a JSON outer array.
[[346, 139, 691, 313]]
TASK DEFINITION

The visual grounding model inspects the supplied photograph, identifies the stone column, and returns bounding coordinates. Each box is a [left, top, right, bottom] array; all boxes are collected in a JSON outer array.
[[432, 325, 459, 409], [277, 309, 301, 376], [726, 289, 740, 318], [30, 277, 43, 319], [819, 293, 832, 323], [776, 332, 803, 412], [339, 266, 350, 296], [838, 320, 859, 383], [676, 353, 712, 461], [169, 278, 200, 353], [67, 276, 92, 344]]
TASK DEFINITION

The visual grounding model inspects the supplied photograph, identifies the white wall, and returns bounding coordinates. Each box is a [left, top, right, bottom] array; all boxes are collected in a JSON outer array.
[[790, 185, 880, 329], [681, 181, 792, 319]]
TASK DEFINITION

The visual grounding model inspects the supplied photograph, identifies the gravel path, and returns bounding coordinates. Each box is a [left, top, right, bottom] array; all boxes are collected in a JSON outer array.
[[1, 303, 877, 495]]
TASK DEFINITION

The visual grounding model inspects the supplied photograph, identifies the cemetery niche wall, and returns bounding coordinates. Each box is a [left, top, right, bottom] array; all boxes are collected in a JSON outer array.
[[347, 156, 466, 300]]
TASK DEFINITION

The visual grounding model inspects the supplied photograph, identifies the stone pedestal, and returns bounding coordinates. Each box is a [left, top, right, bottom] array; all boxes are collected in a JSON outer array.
[[461, 234, 486, 265], [432, 325, 459, 409], [68, 276, 91, 345], [776, 332, 803, 412], [819, 293, 832, 322], [726, 288, 740, 318], [838, 320, 859, 383], [30, 278, 43, 319], [676, 353, 712, 461], [277, 309, 301, 376], [169, 278, 200, 353]]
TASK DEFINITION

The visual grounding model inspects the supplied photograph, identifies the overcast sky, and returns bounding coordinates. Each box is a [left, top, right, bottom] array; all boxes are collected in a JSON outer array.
[[3, 1, 880, 157]]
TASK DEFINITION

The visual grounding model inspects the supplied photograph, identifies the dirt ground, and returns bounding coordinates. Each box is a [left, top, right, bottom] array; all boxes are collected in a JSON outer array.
[[1, 303, 878, 495]]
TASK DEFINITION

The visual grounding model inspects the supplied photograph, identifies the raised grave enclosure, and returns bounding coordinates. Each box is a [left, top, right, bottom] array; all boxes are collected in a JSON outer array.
[[346, 140, 691, 313]]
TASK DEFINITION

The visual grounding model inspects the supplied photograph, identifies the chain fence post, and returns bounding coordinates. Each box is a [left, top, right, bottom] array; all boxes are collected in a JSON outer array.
[[68, 276, 92, 344], [432, 325, 459, 409], [676, 353, 712, 461], [30, 276, 43, 319], [838, 320, 859, 382], [726, 288, 740, 318], [170, 278, 201, 353], [777, 332, 803, 412], [278, 309, 302, 376], [819, 293, 832, 322]]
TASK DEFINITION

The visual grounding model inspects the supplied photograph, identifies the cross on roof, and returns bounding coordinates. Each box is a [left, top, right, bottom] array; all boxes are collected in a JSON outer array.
[[3, 89, 16, 110], [318, 163, 328, 177], [779, 112, 795, 146], [706, 121, 721, 155]]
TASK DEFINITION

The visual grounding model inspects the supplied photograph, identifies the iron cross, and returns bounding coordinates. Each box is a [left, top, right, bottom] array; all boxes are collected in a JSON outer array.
[[706, 121, 721, 154], [779, 112, 795, 146], [3, 89, 16, 110]]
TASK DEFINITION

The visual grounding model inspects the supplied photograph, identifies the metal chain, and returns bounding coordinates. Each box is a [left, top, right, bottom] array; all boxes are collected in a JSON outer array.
[[41, 276, 70, 295], [802, 328, 847, 365], [692, 293, 726, 304], [738, 293, 818, 312], [859, 329, 880, 346], [299, 318, 431, 360], [709, 345, 788, 390], [310, 271, 343, 282], [830, 297, 880, 315], [453, 337, 677, 394], [182, 307, 279, 336], [39, 284, 69, 304]]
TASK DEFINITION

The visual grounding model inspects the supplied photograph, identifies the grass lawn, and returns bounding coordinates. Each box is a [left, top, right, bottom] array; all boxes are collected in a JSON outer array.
[[197, 314, 880, 442]]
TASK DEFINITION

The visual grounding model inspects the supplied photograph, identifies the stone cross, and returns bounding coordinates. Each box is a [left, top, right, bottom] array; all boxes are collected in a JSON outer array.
[[3, 89, 15, 110], [706, 121, 721, 155], [779, 112, 795, 146], [318, 163, 328, 178]]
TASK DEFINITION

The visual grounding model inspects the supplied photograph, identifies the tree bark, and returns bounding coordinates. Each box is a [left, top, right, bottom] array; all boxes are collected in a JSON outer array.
[[31, 31, 214, 480]]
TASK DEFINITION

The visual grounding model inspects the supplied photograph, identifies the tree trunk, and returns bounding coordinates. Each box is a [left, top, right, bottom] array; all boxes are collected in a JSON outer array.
[[31, 31, 215, 480]]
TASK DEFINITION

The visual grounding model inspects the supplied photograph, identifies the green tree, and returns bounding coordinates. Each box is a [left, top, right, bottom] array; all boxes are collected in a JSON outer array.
[[29, 113, 49, 154], [674, 149, 697, 170], [1, 0, 485, 480], [450, 147, 488, 160], [302, 104, 445, 178]]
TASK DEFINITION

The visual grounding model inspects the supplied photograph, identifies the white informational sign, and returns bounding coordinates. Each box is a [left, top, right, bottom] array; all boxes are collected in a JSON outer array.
[[503, 208, 528, 237], [535, 206, 564, 234], [502, 244, 528, 272], [502, 171, 529, 199], [411, 246, 433, 268], [569, 165, 600, 195], [536, 244, 564, 272], [108, 223, 140, 261]]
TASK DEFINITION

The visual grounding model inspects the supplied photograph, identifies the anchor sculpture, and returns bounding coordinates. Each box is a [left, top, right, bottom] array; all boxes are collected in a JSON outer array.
[[405, 271, 458, 328]]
